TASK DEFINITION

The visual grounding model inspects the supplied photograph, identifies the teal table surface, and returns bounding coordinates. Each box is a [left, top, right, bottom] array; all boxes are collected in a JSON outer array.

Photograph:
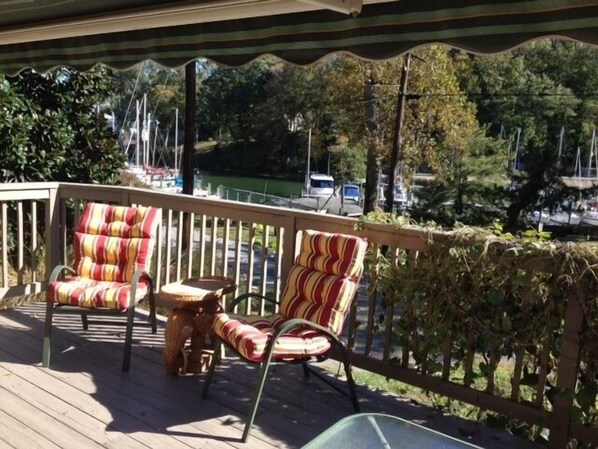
[[302, 413, 483, 449]]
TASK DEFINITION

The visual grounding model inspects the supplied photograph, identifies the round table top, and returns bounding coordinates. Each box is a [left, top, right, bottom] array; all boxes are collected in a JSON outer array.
[[159, 276, 236, 307]]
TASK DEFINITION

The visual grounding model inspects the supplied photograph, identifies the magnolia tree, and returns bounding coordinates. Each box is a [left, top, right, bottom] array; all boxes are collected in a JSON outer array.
[[0, 67, 125, 184]]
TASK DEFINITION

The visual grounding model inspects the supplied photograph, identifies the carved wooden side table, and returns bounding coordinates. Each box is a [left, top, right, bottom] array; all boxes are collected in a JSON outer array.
[[159, 276, 236, 375]]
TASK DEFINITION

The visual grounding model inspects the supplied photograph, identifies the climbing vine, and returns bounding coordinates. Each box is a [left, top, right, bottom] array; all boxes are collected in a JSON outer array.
[[359, 213, 598, 438]]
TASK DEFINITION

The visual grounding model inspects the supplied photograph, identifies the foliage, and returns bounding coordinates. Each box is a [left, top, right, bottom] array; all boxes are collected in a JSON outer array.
[[0, 67, 125, 184], [360, 211, 598, 440], [457, 40, 598, 226], [411, 133, 508, 227], [97, 39, 598, 230]]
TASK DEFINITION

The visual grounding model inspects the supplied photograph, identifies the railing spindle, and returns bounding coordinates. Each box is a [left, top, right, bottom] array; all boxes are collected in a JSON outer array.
[[198, 215, 207, 278], [382, 247, 397, 362], [510, 348, 525, 401], [259, 224, 270, 314], [17, 201, 23, 284], [165, 209, 173, 285], [233, 220, 243, 314], [210, 216, 218, 276], [155, 211, 163, 290], [274, 227, 284, 309], [186, 212, 195, 279], [246, 223, 257, 314], [1, 202, 7, 287], [175, 210, 183, 281], [222, 218, 231, 278], [364, 244, 380, 356], [31, 201, 37, 283], [401, 252, 417, 368], [60, 200, 67, 265]]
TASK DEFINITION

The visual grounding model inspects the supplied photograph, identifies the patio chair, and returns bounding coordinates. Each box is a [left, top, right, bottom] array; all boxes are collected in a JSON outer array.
[[201, 229, 368, 442], [42, 202, 161, 372]]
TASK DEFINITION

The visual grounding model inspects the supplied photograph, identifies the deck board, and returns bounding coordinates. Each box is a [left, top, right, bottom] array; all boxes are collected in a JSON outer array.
[[0, 303, 539, 449]]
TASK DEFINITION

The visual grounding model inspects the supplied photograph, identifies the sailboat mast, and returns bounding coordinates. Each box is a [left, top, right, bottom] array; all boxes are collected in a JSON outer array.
[[557, 126, 565, 162], [175, 108, 179, 174], [143, 93, 148, 166], [135, 99, 140, 166], [306, 127, 312, 191], [591, 128, 597, 182], [513, 128, 521, 171]]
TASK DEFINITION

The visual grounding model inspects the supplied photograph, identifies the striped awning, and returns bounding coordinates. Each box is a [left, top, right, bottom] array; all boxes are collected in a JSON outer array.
[[0, 0, 597, 74]]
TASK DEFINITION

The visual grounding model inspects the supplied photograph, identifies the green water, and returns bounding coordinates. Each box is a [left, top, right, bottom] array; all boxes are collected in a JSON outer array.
[[199, 171, 304, 198]]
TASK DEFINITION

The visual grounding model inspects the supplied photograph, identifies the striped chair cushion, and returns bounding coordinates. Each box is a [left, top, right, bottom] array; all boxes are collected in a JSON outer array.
[[280, 231, 367, 335], [73, 203, 160, 283], [213, 313, 332, 363], [295, 230, 367, 279], [48, 276, 150, 310], [278, 265, 359, 335]]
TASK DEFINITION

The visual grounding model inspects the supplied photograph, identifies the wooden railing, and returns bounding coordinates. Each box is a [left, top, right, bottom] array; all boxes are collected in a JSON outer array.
[[0, 182, 596, 448]]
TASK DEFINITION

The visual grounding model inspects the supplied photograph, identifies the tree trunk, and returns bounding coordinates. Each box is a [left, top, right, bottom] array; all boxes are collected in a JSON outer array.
[[182, 61, 197, 250], [183, 62, 196, 196]]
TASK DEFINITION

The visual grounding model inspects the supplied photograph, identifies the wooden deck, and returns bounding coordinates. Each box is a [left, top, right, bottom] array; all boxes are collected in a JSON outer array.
[[0, 302, 538, 449]]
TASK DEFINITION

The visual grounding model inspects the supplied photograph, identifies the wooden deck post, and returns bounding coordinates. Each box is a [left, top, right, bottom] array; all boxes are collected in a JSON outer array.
[[45, 186, 61, 278]]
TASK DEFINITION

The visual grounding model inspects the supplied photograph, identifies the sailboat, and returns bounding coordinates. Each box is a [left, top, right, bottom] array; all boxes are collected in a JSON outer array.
[[580, 128, 598, 227], [529, 128, 583, 227]]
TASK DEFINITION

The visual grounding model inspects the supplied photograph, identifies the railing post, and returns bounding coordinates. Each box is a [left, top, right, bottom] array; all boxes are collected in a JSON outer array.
[[45, 186, 61, 279], [280, 216, 297, 293], [548, 292, 585, 449]]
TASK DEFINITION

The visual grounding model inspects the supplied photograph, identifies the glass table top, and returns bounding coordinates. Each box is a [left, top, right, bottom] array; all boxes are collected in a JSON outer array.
[[302, 413, 483, 449]]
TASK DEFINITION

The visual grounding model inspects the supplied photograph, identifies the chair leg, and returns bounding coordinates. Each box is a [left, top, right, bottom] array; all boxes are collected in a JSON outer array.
[[42, 300, 54, 368], [242, 358, 273, 443], [81, 313, 89, 330], [122, 306, 136, 372], [148, 292, 157, 334], [301, 361, 310, 379], [337, 343, 360, 412], [201, 340, 222, 399]]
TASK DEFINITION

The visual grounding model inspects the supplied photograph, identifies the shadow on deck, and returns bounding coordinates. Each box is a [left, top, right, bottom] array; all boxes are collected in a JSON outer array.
[[0, 303, 538, 449]]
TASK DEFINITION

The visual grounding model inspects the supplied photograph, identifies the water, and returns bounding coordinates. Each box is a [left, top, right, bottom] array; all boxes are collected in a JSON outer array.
[[199, 170, 304, 198]]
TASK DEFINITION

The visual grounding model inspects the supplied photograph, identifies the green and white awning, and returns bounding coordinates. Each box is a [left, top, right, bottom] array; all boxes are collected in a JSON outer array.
[[1, 0, 598, 74]]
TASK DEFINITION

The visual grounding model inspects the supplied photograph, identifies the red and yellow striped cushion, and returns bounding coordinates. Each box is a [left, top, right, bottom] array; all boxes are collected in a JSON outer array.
[[49, 202, 160, 310], [213, 313, 332, 362], [296, 230, 367, 279], [278, 265, 358, 335], [214, 231, 367, 363], [48, 276, 150, 310], [73, 203, 160, 283], [280, 231, 367, 334]]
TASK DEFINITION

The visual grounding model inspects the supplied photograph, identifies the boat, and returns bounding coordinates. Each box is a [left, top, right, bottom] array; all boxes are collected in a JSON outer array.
[[581, 198, 598, 227], [341, 184, 361, 203], [305, 174, 335, 198], [546, 211, 582, 226]]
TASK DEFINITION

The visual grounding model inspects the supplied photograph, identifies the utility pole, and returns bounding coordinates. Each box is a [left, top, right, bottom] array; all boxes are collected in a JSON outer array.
[[363, 68, 381, 214], [385, 53, 411, 213]]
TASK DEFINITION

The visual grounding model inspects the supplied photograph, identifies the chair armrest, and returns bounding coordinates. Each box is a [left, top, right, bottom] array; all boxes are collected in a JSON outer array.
[[129, 270, 154, 308], [272, 318, 341, 346], [131, 270, 154, 288], [49, 265, 76, 282], [226, 292, 279, 313], [260, 318, 343, 364]]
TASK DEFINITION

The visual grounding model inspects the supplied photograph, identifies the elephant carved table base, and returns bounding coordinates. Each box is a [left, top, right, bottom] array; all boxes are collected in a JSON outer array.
[[163, 308, 218, 375], [159, 276, 236, 375]]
